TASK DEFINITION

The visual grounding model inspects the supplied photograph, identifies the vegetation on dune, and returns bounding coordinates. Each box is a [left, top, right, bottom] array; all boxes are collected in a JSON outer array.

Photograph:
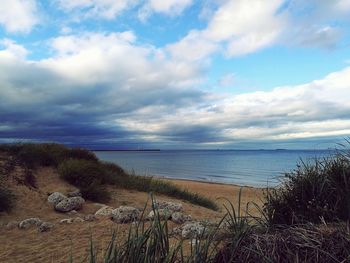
[[0, 143, 218, 210], [0, 143, 97, 168], [0, 187, 16, 212], [78, 190, 350, 263], [75, 195, 221, 263], [264, 152, 350, 225]]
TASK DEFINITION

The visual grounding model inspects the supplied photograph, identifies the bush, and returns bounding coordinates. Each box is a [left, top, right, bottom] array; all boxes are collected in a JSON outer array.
[[58, 159, 107, 188], [0, 143, 98, 168], [264, 153, 350, 225], [80, 184, 111, 203], [16, 144, 66, 168], [0, 187, 16, 212], [65, 148, 98, 162]]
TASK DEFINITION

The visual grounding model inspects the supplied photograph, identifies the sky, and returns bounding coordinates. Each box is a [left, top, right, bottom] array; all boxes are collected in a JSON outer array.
[[0, 0, 350, 149]]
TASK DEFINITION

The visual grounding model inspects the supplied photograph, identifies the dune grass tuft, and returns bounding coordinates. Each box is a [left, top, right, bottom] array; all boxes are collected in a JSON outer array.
[[263, 152, 350, 225]]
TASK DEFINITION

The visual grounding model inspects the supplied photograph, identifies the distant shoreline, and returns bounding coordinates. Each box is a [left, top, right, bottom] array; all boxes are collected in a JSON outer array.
[[93, 149, 161, 152]]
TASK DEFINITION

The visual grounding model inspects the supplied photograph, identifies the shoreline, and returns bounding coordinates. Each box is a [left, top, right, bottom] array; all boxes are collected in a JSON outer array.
[[156, 176, 266, 189]]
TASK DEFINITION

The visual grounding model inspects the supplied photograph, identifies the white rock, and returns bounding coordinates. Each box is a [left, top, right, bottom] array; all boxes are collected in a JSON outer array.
[[55, 197, 85, 212], [155, 201, 182, 212], [60, 218, 73, 224], [171, 212, 192, 224], [95, 206, 114, 217], [181, 222, 205, 239], [19, 218, 42, 229], [111, 206, 140, 223], [47, 192, 67, 205]]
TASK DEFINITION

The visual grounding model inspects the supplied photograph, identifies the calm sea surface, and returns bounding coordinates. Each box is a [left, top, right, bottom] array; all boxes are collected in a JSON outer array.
[[94, 150, 334, 187]]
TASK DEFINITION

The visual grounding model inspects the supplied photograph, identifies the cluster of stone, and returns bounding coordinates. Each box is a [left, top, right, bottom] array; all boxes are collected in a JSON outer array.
[[47, 192, 85, 213], [7, 218, 54, 232]]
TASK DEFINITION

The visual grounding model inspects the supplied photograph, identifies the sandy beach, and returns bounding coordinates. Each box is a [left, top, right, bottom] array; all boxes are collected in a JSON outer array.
[[0, 166, 263, 262]]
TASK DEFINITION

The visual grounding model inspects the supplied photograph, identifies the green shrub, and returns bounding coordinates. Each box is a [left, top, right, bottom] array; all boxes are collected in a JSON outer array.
[[80, 184, 111, 203], [0, 143, 67, 168], [58, 159, 107, 188], [264, 153, 350, 225], [65, 148, 98, 162], [0, 187, 16, 212]]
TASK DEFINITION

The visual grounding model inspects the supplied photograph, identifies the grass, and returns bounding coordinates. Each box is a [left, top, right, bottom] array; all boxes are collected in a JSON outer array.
[[76, 195, 222, 263], [263, 152, 350, 225], [0, 143, 218, 210], [76, 189, 350, 263], [101, 162, 219, 211], [0, 187, 16, 212], [75, 141, 350, 262]]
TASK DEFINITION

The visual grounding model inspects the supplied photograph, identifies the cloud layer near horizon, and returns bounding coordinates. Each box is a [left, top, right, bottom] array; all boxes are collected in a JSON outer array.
[[1, 32, 350, 148]]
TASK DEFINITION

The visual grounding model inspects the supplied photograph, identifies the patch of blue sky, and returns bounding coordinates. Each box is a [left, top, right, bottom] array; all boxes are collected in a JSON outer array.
[[206, 45, 350, 94]]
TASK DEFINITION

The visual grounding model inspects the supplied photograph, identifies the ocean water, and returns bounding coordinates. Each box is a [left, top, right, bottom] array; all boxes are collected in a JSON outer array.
[[94, 150, 334, 187]]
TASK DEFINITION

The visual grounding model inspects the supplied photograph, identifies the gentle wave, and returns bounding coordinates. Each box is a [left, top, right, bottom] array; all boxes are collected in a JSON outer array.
[[95, 150, 333, 187]]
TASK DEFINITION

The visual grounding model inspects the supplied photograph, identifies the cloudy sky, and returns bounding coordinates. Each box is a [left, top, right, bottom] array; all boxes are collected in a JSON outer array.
[[0, 0, 350, 149]]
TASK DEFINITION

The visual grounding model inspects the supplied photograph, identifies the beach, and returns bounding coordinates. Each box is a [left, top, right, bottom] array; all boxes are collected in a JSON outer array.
[[0, 165, 263, 262]]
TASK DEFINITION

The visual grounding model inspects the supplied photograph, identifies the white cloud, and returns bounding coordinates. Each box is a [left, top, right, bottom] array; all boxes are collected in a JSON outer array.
[[0, 39, 28, 60], [0, 0, 39, 33], [168, 0, 350, 62], [118, 67, 350, 143], [166, 30, 218, 61], [138, 0, 193, 21], [56, 0, 140, 19], [41, 31, 202, 89], [1, 36, 350, 146], [168, 0, 286, 60]]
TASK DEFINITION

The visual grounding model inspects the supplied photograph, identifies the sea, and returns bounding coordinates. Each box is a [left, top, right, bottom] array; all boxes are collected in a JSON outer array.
[[94, 150, 334, 187]]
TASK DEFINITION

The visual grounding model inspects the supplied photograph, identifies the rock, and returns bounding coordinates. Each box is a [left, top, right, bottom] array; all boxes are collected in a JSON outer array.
[[155, 201, 182, 212], [84, 214, 97, 222], [181, 222, 205, 239], [38, 222, 54, 232], [19, 218, 42, 229], [171, 212, 192, 224], [55, 197, 85, 212], [6, 221, 19, 230], [73, 217, 84, 223], [147, 209, 172, 221], [171, 227, 183, 236], [59, 218, 73, 224], [111, 206, 140, 223], [95, 206, 114, 217], [67, 190, 82, 197], [47, 192, 67, 205]]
